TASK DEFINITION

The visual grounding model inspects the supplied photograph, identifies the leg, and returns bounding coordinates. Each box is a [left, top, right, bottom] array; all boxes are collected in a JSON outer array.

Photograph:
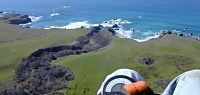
[[163, 70, 200, 95]]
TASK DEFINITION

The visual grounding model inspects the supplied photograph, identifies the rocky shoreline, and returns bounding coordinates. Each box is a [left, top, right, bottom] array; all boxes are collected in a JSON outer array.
[[158, 29, 200, 41], [1, 26, 112, 95], [1, 13, 199, 42], [0, 13, 32, 26], [108, 22, 200, 42]]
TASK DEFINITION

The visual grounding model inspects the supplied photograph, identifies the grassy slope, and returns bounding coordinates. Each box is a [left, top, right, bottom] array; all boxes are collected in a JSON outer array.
[[51, 35, 200, 95], [0, 22, 90, 81], [1, 22, 200, 94]]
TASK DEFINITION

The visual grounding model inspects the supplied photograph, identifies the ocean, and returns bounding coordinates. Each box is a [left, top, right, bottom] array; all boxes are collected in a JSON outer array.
[[0, 0, 200, 42]]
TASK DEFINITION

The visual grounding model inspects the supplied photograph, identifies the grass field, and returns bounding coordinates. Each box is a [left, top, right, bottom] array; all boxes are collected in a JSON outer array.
[[1, 22, 200, 95], [0, 22, 90, 82], [51, 35, 200, 95]]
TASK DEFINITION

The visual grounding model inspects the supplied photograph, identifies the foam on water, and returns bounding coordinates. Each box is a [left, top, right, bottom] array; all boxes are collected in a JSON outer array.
[[50, 13, 60, 17], [134, 34, 160, 42], [63, 6, 70, 8], [20, 16, 43, 26], [52, 5, 70, 12], [43, 18, 161, 42], [138, 16, 142, 19], [44, 19, 141, 40], [100, 19, 132, 27], [45, 19, 130, 29], [46, 21, 95, 29], [29, 16, 43, 22], [0, 11, 6, 14], [115, 29, 134, 39]]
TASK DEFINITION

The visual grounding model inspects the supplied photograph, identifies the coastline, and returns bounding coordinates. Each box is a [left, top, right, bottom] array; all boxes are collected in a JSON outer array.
[[1, 12, 199, 43], [1, 19, 200, 94], [1, 1, 200, 94]]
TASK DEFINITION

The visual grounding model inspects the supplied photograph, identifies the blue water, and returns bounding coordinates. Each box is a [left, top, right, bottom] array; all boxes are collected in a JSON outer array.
[[0, 0, 200, 40]]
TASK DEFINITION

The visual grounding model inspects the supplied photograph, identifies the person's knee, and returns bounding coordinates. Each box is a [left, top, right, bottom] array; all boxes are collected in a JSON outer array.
[[172, 69, 200, 95], [180, 69, 200, 79], [163, 70, 200, 95]]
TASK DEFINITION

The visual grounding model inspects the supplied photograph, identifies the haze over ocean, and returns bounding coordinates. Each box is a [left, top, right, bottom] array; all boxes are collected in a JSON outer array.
[[0, 0, 200, 41]]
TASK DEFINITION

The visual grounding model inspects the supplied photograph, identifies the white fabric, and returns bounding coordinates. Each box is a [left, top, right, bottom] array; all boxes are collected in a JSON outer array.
[[97, 69, 200, 95], [162, 70, 200, 95], [97, 69, 144, 95]]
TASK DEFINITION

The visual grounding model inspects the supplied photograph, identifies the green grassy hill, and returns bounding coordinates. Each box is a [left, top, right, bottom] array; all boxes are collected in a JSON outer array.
[[51, 35, 200, 95], [0, 22, 90, 87], [0, 22, 200, 95]]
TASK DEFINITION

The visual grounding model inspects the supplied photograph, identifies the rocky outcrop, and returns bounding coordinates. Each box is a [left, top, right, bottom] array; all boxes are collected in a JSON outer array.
[[159, 30, 173, 38], [8, 15, 31, 24], [108, 28, 116, 35], [111, 24, 120, 28], [138, 56, 155, 65], [1, 26, 112, 95], [179, 33, 183, 36], [0, 14, 32, 25], [159, 29, 200, 41]]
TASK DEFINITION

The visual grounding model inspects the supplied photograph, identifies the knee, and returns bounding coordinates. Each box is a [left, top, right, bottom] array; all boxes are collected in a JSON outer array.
[[180, 69, 200, 79], [163, 69, 200, 95], [172, 69, 200, 95]]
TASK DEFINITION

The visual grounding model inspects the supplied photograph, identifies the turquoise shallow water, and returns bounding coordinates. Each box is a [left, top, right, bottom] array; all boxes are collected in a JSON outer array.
[[0, 0, 200, 41]]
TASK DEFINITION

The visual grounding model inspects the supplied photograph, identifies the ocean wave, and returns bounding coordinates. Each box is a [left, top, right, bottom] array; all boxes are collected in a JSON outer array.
[[100, 19, 162, 42], [138, 16, 142, 19], [46, 21, 98, 30], [20, 16, 43, 26], [44, 19, 138, 40], [29, 16, 43, 22], [45, 18, 132, 30], [115, 29, 134, 38], [101, 19, 135, 38], [0, 11, 6, 14], [101, 19, 132, 27], [52, 5, 70, 12], [134, 34, 160, 42], [63, 6, 70, 8], [112, 27, 160, 42], [50, 13, 60, 17], [43, 18, 162, 42]]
